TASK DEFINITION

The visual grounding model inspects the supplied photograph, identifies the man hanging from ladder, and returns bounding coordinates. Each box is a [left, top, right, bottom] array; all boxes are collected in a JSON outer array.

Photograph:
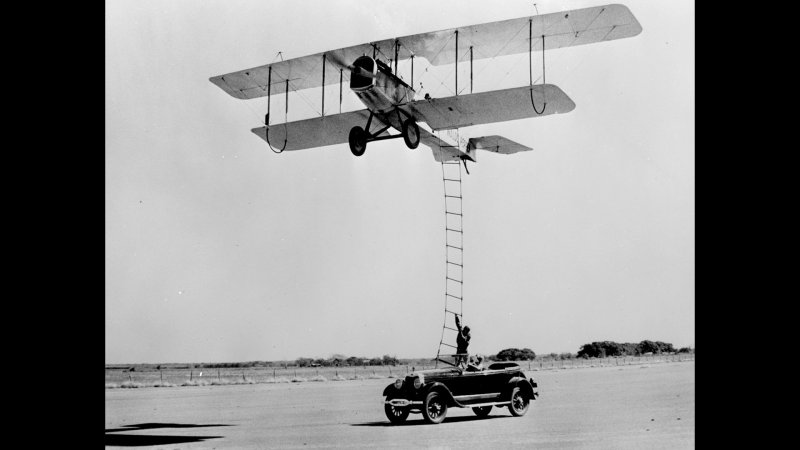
[[454, 312, 471, 368]]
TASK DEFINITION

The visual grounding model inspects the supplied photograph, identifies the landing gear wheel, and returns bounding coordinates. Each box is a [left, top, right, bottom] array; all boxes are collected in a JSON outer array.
[[472, 405, 492, 418], [422, 390, 447, 424], [349, 126, 367, 156], [384, 396, 410, 424], [401, 118, 420, 149], [508, 386, 529, 417]]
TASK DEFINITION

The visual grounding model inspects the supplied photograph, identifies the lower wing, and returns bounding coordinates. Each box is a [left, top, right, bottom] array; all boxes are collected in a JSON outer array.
[[251, 109, 387, 151], [403, 84, 575, 131]]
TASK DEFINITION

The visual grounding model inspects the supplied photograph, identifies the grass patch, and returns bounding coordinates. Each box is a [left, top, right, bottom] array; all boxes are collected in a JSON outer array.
[[181, 379, 212, 386], [120, 381, 144, 388], [265, 377, 290, 383], [309, 375, 327, 382], [290, 377, 307, 383], [105, 383, 119, 389], [152, 381, 177, 388]]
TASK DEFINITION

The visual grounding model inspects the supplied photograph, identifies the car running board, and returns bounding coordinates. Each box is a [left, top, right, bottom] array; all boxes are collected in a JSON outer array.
[[455, 400, 511, 409]]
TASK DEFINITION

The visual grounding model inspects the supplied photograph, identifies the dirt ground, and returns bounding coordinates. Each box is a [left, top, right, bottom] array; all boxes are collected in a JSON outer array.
[[105, 360, 694, 448]]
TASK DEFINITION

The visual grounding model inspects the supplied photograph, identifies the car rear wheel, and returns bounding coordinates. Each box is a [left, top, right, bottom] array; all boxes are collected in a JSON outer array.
[[472, 405, 492, 418], [384, 396, 410, 424], [422, 391, 447, 424], [508, 386, 529, 417]]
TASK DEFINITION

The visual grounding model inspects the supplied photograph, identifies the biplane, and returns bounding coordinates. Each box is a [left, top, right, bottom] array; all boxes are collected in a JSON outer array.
[[210, 4, 641, 166]]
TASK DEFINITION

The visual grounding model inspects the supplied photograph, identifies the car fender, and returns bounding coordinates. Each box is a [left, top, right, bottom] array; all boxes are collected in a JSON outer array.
[[423, 382, 457, 405], [506, 376, 535, 400], [383, 384, 401, 397]]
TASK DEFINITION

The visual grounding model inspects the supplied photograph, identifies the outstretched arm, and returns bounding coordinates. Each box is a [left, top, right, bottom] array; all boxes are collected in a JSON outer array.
[[454, 313, 462, 331]]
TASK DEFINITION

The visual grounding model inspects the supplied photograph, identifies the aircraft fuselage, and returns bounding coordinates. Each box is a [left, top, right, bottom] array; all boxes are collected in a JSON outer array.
[[350, 56, 415, 115]]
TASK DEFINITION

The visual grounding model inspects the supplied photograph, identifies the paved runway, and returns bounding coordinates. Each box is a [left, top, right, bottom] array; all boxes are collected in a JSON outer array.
[[105, 360, 694, 448]]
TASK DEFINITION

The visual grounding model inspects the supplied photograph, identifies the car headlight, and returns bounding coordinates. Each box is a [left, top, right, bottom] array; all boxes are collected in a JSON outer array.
[[413, 375, 423, 389], [394, 378, 403, 389]]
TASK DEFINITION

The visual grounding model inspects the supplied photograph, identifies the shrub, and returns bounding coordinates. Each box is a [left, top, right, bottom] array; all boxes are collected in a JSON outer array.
[[495, 348, 536, 361]]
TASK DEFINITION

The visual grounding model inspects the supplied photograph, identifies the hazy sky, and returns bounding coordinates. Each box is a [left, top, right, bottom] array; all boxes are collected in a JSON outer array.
[[105, 0, 694, 364]]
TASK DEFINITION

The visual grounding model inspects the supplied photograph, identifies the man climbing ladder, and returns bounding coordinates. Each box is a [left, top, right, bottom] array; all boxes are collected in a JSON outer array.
[[454, 312, 471, 368]]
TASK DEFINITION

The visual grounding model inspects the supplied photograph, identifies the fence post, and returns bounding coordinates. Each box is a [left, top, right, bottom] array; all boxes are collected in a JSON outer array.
[[273, 368, 276, 380], [218, 369, 221, 381], [129, 372, 132, 382], [160, 370, 163, 383], [190, 370, 193, 381], [243, 371, 245, 381]]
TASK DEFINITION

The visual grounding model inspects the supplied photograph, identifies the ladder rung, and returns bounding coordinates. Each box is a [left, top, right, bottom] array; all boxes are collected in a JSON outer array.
[[444, 195, 462, 199], [446, 293, 462, 300], [440, 342, 457, 349], [445, 211, 462, 216], [446, 228, 463, 233], [446, 245, 463, 251], [446, 277, 462, 283], [445, 309, 461, 315], [444, 326, 459, 332], [443, 178, 461, 182], [447, 261, 463, 267]]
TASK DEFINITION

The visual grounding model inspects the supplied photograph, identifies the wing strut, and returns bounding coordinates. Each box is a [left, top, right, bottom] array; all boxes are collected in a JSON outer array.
[[265, 67, 288, 153], [529, 20, 547, 115]]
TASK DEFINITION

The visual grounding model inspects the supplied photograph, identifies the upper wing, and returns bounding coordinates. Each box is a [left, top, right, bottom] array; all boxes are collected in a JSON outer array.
[[403, 84, 575, 131], [250, 109, 387, 151], [405, 3, 642, 66], [210, 43, 379, 99], [210, 4, 640, 99]]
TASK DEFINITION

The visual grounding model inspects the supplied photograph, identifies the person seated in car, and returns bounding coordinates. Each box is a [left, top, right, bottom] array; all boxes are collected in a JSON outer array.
[[466, 354, 484, 372]]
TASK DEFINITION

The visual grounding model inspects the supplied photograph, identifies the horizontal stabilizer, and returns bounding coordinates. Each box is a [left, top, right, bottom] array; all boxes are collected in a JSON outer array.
[[251, 109, 387, 151], [469, 135, 532, 155], [403, 84, 574, 131]]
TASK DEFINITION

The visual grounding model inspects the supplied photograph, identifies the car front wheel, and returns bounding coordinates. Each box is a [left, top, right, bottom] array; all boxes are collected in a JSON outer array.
[[422, 391, 447, 424], [384, 396, 410, 424], [508, 386, 530, 417]]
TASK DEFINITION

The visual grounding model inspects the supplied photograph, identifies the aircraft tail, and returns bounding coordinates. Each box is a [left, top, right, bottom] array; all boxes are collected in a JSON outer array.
[[464, 135, 532, 161]]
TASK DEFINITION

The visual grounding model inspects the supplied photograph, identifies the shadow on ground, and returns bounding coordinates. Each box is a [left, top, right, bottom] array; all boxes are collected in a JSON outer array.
[[352, 415, 505, 427], [105, 423, 233, 447]]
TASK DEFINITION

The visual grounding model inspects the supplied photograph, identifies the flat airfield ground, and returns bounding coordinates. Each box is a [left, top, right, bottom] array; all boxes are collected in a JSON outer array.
[[105, 360, 694, 449]]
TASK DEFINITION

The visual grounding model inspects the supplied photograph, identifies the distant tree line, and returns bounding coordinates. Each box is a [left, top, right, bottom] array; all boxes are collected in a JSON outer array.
[[295, 354, 400, 367], [576, 340, 686, 358]]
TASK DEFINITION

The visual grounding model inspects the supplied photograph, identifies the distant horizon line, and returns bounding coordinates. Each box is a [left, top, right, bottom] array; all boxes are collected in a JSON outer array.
[[105, 346, 694, 366]]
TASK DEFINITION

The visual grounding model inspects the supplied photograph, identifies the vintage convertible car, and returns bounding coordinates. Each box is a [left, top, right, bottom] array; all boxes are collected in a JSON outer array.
[[382, 362, 539, 424]]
